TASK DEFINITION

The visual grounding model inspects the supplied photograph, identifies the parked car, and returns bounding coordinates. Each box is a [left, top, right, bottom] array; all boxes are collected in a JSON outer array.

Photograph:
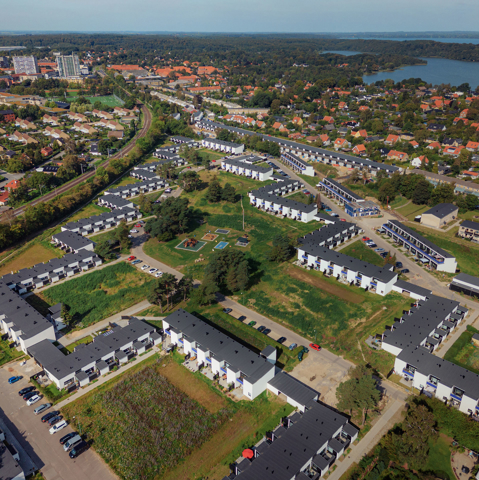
[[34, 403, 52, 415], [50, 420, 68, 435], [27, 395, 42, 406], [277, 337, 287, 344], [238, 316, 247, 322], [154, 271, 163, 278], [127, 256, 136, 262], [303, 190, 310, 194], [330, 213, 339, 217], [63, 434, 83, 452], [401, 269, 410, 274], [288, 343, 298, 351], [380, 252, 388, 258], [395, 261, 403, 268], [18, 386, 35, 396], [69, 441, 89, 458], [339, 218, 346, 222], [131, 259, 142, 265], [23, 391, 38, 401], [48, 415, 63, 426], [165, 188, 172, 193], [324, 208, 332, 212], [248, 321, 256, 327], [374, 248, 384, 253], [149, 268, 158, 274], [129, 229, 138, 234], [8, 376, 22, 384], [42, 411, 60, 423], [262, 328, 271, 335], [60, 432, 78, 445], [222, 308, 232, 314], [134, 224, 142, 228], [362, 236, 370, 242], [141, 265, 150, 270], [309, 343, 321, 351], [377, 228, 385, 234], [138, 220, 145, 225], [257, 326, 266, 333]]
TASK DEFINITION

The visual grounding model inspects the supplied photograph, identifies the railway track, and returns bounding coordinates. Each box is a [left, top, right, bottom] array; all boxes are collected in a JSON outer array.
[[5, 104, 152, 219]]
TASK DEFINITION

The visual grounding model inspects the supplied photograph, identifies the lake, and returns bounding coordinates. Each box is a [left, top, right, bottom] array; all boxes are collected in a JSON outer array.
[[321, 50, 363, 56], [337, 37, 479, 45], [363, 57, 479, 88]]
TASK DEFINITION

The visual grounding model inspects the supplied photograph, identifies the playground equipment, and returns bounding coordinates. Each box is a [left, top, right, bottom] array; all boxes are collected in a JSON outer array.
[[184, 238, 198, 248]]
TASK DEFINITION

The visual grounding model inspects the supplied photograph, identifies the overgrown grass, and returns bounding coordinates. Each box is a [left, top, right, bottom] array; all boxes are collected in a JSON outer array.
[[443, 325, 479, 374], [423, 435, 455, 480], [340, 240, 385, 267], [0, 338, 24, 367], [43, 263, 154, 328]]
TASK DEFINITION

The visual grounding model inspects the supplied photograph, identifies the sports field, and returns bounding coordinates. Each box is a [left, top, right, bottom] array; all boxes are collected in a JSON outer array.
[[50, 94, 124, 107]]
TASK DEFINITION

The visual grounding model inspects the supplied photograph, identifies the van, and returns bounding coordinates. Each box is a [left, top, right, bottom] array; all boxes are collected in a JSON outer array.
[[49, 420, 68, 435], [69, 441, 89, 459], [63, 435, 82, 452]]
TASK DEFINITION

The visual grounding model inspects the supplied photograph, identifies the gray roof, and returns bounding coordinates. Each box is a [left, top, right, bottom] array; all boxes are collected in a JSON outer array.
[[460, 220, 479, 230], [387, 220, 454, 259], [398, 347, 479, 399], [222, 158, 272, 175], [298, 222, 360, 248], [267, 372, 318, 407], [299, 243, 397, 284], [260, 345, 276, 357], [382, 294, 459, 351], [452, 273, 479, 289], [252, 191, 317, 214], [52, 230, 95, 251], [393, 280, 432, 298], [0, 443, 24, 480], [63, 207, 138, 232], [236, 402, 349, 480], [423, 203, 458, 219], [164, 309, 274, 380], [100, 195, 134, 209], [131, 168, 159, 180], [204, 136, 243, 148], [282, 151, 310, 168], [105, 179, 164, 196], [322, 177, 363, 201]]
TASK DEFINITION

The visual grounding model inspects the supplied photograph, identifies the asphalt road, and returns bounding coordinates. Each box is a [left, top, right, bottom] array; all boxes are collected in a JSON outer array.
[[0, 366, 117, 480]]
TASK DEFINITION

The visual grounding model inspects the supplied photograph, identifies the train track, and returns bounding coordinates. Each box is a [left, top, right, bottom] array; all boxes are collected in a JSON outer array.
[[5, 104, 152, 219]]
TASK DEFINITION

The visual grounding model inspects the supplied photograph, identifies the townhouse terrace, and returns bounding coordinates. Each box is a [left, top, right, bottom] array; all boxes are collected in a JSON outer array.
[[221, 158, 273, 181]]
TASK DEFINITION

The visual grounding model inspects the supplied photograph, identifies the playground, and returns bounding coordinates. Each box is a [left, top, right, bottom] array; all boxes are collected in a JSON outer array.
[[202, 233, 218, 242], [176, 238, 207, 252]]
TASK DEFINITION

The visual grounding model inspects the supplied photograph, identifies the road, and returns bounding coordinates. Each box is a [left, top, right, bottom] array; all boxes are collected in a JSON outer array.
[[0, 366, 117, 480], [3, 104, 152, 221]]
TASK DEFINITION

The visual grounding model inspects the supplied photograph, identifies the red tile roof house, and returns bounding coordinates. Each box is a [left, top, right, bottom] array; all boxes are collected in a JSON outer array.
[[385, 134, 400, 146], [387, 150, 409, 161], [334, 138, 350, 150], [272, 122, 284, 130], [319, 134, 330, 146], [460, 109, 469, 118], [427, 141, 442, 150], [322, 116, 335, 124], [41, 146, 53, 156], [462, 170, 478, 178], [5, 179, 21, 192], [466, 141, 479, 152], [409, 140, 419, 149], [443, 146, 464, 158], [0, 191, 9, 205], [453, 117, 469, 126], [352, 144, 367, 156]]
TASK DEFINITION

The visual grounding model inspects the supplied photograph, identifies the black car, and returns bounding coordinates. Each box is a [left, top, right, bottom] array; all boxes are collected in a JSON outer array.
[[222, 308, 232, 314], [42, 411, 60, 423], [23, 391, 38, 401], [277, 337, 287, 344], [69, 441, 89, 459], [400, 269, 410, 274], [257, 326, 266, 333], [263, 329, 271, 335], [380, 252, 388, 258], [238, 316, 247, 322], [395, 261, 403, 268], [48, 415, 63, 427], [18, 386, 35, 396], [60, 432, 78, 445]]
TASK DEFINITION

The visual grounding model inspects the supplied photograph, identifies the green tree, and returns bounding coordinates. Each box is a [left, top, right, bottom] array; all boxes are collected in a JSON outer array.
[[204, 249, 249, 292], [114, 219, 131, 251], [412, 178, 431, 205], [221, 183, 237, 202], [158, 273, 178, 310], [147, 280, 166, 313], [192, 279, 217, 306], [94, 240, 116, 260], [179, 170, 201, 192], [178, 276, 194, 302], [205, 177, 223, 203], [60, 303, 74, 327], [268, 234, 293, 262], [378, 181, 396, 205]]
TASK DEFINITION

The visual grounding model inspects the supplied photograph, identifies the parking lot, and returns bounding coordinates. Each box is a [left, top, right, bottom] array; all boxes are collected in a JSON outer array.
[[0, 363, 117, 480]]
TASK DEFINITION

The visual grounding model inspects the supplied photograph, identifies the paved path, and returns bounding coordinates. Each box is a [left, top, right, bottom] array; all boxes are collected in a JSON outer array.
[[327, 399, 405, 480], [59, 299, 151, 346], [56, 347, 163, 409]]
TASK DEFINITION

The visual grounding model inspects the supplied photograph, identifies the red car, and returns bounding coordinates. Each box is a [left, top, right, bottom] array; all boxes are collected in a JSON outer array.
[[361, 236, 370, 242], [309, 343, 321, 351], [127, 256, 136, 261], [135, 224, 141, 228], [340, 218, 346, 222]]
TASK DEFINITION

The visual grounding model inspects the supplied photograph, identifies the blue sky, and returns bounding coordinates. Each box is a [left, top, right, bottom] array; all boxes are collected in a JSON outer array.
[[2, 0, 479, 32]]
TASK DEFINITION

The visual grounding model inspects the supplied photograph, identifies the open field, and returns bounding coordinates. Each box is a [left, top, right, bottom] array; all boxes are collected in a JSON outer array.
[[423, 435, 454, 480], [42, 263, 154, 328], [395, 202, 429, 221], [198, 149, 228, 162], [340, 240, 385, 267], [444, 325, 479, 375], [62, 361, 229, 480], [49, 94, 124, 107], [64, 202, 111, 224], [0, 243, 62, 276]]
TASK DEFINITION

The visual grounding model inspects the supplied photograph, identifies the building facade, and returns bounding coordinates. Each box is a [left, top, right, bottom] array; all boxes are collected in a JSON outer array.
[[12, 56, 38, 75], [56, 54, 81, 78]]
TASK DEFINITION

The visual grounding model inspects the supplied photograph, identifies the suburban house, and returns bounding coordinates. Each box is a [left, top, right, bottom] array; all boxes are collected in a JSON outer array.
[[420, 203, 458, 228], [202, 137, 245, 154], [15, 118, 35, 129], [411, 156, 429, 168], [10, 130, 37, 144], [92, 110, 113, 120], [352, 144, 367, 156], [221, 158, 272, 181], [42, 114, 59, 126], [280, 152, 315, 176], [387, 150, 409, 162], [29, 319, 161, 389], [385, 134, 400, 145], [72, 122, 97, 135], [383, 220, 457, 273], [458, 220, 479, 242]]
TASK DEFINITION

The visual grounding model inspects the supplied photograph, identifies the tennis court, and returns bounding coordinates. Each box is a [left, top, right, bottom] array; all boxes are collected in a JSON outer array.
[[215, 241, 229, 250], [215, 229, 230, 234]]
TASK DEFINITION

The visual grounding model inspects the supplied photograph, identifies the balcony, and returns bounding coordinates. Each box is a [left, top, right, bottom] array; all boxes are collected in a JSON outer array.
[[402, 368, 415, 377]]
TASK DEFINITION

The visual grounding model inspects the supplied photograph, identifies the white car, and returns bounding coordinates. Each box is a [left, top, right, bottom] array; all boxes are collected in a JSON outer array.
[[149, 268, 158, 274], [154, 271, 163, 278], [49, 420, 67, 434], [141, 265, 150, 271], [129, 229, 138, 234], [26, 394, 41, 406], [165, 188, 172, 193]]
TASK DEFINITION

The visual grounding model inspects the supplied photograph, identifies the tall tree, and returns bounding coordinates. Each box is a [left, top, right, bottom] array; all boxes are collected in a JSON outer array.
[[179, 170, 201, 192], [221, 183, 236, 202], [178, 276, 194, 302], [147, 280, 166, 313], [268, 234, 293, 262], [114, 219, 131, 251], [159, 273, 178, 310], [193, 279, 217, 306], [206, 177, 223, 203]]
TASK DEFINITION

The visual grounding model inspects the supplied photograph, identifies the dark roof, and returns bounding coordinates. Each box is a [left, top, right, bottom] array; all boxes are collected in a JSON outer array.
[[460, 220, 479, 230], [298, 222, 360, 248], [452, 273, 479, 290], [393, 280, 432, 299], [267, 372, 318, 407], [322, 178, 363, 201], [204, 136, 243, 148], [0, 444, 23, 480], [52, 230, 95, 251], [423, 203, 458, 219], [222, 158, 272, 175]]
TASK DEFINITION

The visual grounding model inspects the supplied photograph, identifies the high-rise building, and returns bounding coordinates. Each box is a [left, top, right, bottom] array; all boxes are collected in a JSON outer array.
[[57, 54, 81, 78], [12, 56, 38, 74]]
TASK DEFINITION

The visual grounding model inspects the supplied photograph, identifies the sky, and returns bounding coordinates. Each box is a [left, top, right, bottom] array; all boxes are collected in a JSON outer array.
[[2, 0, 479, 33]]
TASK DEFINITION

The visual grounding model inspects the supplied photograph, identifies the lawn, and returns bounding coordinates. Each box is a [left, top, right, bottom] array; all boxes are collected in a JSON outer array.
[[63, 202, 111, 225], [286, 191, 314, 203], [198, 149, 228, 162], [0, 338, 24, 367], [313, 162, 338, 178], [0, 243, 63, 276], [49, 94, 124, 107], [444, 325, 479, 375], [395, 202, 430, 220], [62, 335, 94, 354], [340, 240, 385, 267], [42, 263, 155, 328], [423, 435, 454, 480]]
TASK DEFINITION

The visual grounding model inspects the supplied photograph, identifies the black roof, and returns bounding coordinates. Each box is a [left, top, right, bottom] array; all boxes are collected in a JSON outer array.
[[460, 220, 479, 230], [452, 273, 479, 290], [393, 280, 432, 299], [267, 372, 318, 407], [423, 203, 457, 219]]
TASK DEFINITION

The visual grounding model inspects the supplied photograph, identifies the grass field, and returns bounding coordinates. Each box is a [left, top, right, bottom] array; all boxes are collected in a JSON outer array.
[[444, 326, 479, 375], [63, 336, 93, 354], [0, 338, 24, 367], [423, 435, 454, 480], [42, 263, 154, 328], [49, 94, 124, 107], [395, 202, 430, 220], [286, 191, 313, 203], [0, 243, 63, 276], [63, 203, 111, 225], [340, 240, 385, 267]]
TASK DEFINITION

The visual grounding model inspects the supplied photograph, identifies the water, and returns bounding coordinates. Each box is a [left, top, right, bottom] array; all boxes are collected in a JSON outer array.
[[337, 37, 479, 45], [321, 50, 363, 56], [363, 57, 479, 88]]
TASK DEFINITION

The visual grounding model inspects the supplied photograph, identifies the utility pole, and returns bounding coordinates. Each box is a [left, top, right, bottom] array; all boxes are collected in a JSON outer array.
[[241, 194, 245, 231]]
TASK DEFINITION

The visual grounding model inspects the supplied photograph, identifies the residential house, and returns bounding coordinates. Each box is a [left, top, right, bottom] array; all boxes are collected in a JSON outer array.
[[457, 220, 479, 242], [420, 203, 458, 228], [92, 110, 113, 120], [41, 146, 53, 156], [334, 138, 350, 150], [411, 156, 429, 168], [387, 150, 409, 162], [15, 117, 35, 129], [202, 137, 244, 154], [385, 134, 400, 146], [352, 144, 367, 156], [0, 109, 15, 122], [73, 122, 97, 135], [466, 141, 479, 152]]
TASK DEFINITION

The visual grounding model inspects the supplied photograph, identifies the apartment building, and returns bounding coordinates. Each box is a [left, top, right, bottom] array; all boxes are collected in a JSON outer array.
[[280, 151, 315, 176], [221, 158, 273, 181], [227, 401, 359, 480], [163, 309, 275, 400], [12, 56, 38, 74], [29, 319, 161, 389], [98, 195, 135, 210], [298, 221, 362, 249], [56, 54, 81, 78], [458, 220, 479, 242], [383, 220, 457, 273], [130, 168, 161, 181], [105, 178, 168, 198], [52, 230, 95, 253], [202, 137, 245, 154], [170, 135, 199, 146]]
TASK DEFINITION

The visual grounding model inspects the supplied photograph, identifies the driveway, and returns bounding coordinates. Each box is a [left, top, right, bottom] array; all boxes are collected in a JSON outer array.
[[0, 365, 117, 480]]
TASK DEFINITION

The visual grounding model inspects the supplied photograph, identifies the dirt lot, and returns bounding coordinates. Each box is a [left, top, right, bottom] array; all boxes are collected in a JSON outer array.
[[286, 265, 365, 304], [0, 243, 60, 276]]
